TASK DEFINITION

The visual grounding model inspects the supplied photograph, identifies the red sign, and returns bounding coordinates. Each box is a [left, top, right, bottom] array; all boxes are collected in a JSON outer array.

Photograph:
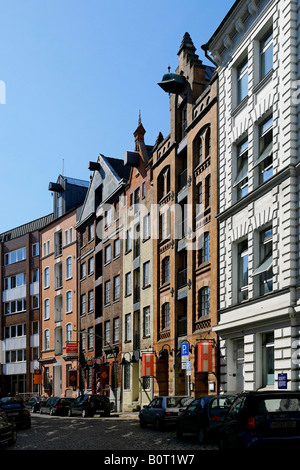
[[197, 342, 213, 372], [34, 370, 42, 385], [142, 353, 154, 377], [66, 342, 78, 355]]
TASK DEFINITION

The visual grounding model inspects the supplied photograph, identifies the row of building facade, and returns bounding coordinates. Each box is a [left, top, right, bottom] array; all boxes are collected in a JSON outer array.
[[0, 0, 299, 411]]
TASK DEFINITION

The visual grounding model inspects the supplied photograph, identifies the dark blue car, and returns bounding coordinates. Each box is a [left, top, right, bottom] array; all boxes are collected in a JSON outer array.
[[176, 395, 235, 444], [0, 397, 31, 429], [220, 391, 300, 450]]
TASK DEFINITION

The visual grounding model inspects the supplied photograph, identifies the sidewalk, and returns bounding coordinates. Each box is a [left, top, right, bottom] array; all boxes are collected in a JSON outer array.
[[109, 411, 139, 419]]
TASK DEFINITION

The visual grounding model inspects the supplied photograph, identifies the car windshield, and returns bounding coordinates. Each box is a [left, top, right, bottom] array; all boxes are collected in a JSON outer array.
[[166, 397, 188, 408], [0, 397, 22, 404], [253, 396, 300, 414], [210, 396, 234, 409]]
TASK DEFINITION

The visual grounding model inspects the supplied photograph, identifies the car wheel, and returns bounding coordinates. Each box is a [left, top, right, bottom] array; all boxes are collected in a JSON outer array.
[[176, 423, 183, 439], [198, 428, 206, 445]]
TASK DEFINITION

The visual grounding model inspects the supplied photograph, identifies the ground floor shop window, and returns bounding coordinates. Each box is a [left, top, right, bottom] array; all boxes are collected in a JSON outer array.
[[262, 332, 274, 386]]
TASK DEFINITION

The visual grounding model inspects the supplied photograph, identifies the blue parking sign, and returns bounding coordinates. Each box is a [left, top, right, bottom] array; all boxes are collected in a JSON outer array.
[[181, 342, 189, 356]]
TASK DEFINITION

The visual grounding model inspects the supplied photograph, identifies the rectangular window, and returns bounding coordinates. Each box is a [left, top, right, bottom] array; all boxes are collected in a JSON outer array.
[[54, 295, 63, 322], [4, 247, 26, 265], [105, 321, 110, 346], [105, 208, 112, 228], [254, 226, 273, 295], [143, 306, 150, 337], [114, 238, 120, 258], [113, 275, 120, 301], [255, 115, 273, 184], [88, 327, 94, 350], [143, 213, 151, 239], [54, 231, 62, 257], [54, 263, 63, 289], [143, 261, 151, 287], [32, 243, 39, 257], [88, 223, 94, 241], [44, 267, 50, 288], [237, 58, 248, 103], [81, 262, 86, 279], [125, 229, 132, 252], [113, 317, 119, 344], [262, 332, 274, 386], [88, 290, 94, 312], [125, 313, 131, 342], [81, 294, 86, 315], [234, 138, 248, 199], [125, 272, 131, 296], [105, 244, 111, 264], [260, 28, 273, 79], [88, 257, 94, 275], [105, 280, 111, 305], [238, 239, 249, 302]]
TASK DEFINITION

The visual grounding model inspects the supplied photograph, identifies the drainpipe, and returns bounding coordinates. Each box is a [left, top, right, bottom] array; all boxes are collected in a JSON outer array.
[[201, 43, 218, 67]]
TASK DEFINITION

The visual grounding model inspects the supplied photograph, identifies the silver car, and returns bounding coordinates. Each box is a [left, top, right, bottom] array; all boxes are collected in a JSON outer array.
[[139, 396, 193, 430]]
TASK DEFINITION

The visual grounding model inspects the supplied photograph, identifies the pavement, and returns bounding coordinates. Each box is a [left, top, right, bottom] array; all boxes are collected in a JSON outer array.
[[109, 411, 139, 419]]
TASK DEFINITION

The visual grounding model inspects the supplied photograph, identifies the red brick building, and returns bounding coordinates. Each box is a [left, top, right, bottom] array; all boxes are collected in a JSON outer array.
[[152, 33, 219, 397]]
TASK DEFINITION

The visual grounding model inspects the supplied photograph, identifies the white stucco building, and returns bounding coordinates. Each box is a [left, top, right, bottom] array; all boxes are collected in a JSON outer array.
[[204, 0, 300, 392]]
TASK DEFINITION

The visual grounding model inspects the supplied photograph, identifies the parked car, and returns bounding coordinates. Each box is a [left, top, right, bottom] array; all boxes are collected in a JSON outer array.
[[0, 397, 31, 429], [40, 397, 75, 416], [25, 396, 46, 413], [220, 390, 300, 450], [139, 396, 193, 430], [0, 410, 17, 446], [68, 394, 110, 417], [176, 394, 235, 444]]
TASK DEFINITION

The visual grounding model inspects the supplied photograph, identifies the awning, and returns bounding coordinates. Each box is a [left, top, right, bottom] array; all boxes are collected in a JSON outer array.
[[253, 142, 272, 168], [233, 158, 248, 186], [253, 254, 272, 276]]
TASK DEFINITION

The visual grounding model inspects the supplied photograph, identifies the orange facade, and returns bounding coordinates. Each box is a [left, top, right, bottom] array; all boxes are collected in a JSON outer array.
[[39, 209, 78, 398]]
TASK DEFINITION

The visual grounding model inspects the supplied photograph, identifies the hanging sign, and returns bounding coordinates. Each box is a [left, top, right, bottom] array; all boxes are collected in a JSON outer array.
[[197, 341, 213, 373], [142, 353, 155, 377]]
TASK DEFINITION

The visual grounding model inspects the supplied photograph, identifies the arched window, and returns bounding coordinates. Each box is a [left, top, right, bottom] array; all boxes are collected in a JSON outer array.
[[205, 127, 211, 157], [66, 323, 72, 343], [199, 232, 210, 264], [44, 299, 50, 320], [66, 256, 72, 279], [199, 287, 210, 317], [162, 302, 170, 330], [44, 329, 50, 350], [66, 291, 72, 313], [162, 257, 170, 284]]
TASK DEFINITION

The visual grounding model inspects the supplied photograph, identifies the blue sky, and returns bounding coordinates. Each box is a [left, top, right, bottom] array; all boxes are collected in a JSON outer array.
[[0, 0, 234, 233]]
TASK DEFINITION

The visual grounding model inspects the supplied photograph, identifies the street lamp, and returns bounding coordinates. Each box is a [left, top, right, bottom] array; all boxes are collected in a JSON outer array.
[[158, 344, 173, 360], [120, 352, 138, 366]]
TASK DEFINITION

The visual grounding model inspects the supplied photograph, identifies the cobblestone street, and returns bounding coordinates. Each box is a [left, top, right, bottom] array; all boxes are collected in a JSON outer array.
[[5, 413, 219, 452]]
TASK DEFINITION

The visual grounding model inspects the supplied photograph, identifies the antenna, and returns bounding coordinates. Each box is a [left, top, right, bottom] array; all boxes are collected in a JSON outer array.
[[62, 158, 64, 176]]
